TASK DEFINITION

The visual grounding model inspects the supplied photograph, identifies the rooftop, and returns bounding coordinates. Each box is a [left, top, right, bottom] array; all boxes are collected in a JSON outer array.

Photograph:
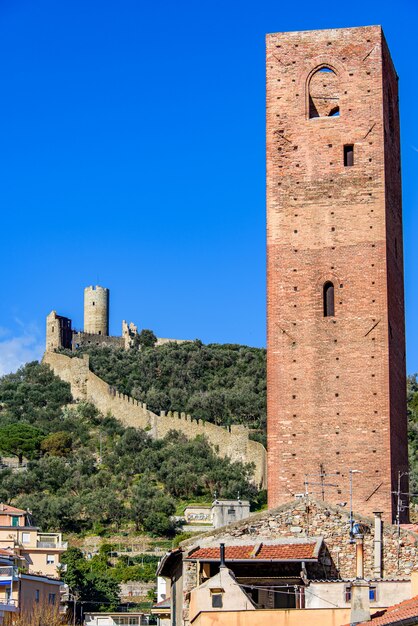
[[0, 504, 26, 515], [186, 539, 322, 562], [345, 594, 418, 625]]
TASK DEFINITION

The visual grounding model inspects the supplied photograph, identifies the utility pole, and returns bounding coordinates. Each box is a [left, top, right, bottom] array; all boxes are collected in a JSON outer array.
[[70, 592, 79, 626]]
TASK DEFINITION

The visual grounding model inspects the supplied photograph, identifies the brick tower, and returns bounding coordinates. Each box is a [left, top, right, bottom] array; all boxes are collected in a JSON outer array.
[[266, 26, 408, 522], [84, 286, 109, 336]]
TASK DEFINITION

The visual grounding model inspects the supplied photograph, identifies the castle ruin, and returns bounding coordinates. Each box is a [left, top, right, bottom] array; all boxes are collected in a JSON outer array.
[[46, 285, 187, 352]]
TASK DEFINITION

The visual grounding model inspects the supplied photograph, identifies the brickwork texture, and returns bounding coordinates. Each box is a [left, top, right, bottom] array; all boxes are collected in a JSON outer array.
[[266, 26, 408, 521]]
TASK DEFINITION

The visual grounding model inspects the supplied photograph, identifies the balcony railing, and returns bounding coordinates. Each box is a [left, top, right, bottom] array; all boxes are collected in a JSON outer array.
[[0, 566, 18, 578], [36, 540, 68, 549], [0, 599, 18, 611]]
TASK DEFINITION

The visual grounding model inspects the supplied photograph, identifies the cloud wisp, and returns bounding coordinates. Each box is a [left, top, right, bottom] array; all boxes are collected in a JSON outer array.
[[0, 324, 44, 377]]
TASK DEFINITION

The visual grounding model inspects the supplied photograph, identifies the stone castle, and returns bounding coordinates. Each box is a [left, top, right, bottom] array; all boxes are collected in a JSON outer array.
[[46, 285, 188, 352], [266, 25, 408, 522], [44, 287, 267, 488]]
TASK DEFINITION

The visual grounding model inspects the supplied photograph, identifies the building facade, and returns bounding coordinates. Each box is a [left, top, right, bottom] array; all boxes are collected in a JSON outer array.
[[0, 546, 64, 624], [158, 499, 418, 626], [266, 25, 408, 521], [0, 504, 67, 578]]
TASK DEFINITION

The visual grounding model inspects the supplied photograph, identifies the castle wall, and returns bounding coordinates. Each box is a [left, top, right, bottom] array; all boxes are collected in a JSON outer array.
[[72, 332, 124, 351], [42, 352, 267, 488]]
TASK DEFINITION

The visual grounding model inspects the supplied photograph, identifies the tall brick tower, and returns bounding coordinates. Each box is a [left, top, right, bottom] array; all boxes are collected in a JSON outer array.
[[84, 286, 109, 336], [266, 26, 408, 522]]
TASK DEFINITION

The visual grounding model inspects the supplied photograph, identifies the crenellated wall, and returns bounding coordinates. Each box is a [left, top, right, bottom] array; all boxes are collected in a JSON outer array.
[[42, 352, 267, 488]]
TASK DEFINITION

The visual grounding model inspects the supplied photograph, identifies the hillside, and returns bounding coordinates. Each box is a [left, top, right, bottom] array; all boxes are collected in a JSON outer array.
[[68, 340, 266, 444], [2, 342, 418, 536], [0, 361, 260, 536], [63, 341, 418, 504]]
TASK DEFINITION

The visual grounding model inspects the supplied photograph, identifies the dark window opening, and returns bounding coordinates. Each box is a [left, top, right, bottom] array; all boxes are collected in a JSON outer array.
[[323, 282, 335, 317], [212, 594, 223, 608], [329, 106, 340, 117], [344, 145, 354, 166], [92, 302, 95, 306]]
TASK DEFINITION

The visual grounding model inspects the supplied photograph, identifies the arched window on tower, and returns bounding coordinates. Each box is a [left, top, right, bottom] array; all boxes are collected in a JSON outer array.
[[308, 67, 340, 118], [323, 282, 335, 317]]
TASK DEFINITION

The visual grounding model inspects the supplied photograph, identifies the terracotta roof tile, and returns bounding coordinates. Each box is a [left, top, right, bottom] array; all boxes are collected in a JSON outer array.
[[0, 504, 26, 514], [188, 543, 317, 561], [257, 543, 316, 559], [346, 595, 418, 626], [153, 598, 171, 609], [0, 548, 13, 556]]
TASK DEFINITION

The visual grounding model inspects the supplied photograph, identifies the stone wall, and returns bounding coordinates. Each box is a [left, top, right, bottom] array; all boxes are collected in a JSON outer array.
[[46, 311, 72, 351], [84, 286, 109, 336], [181, 499, 418, 580], [43, 352, 267, 488], [72, 332, 125, 351], [120, 581, 154, 601], [177, 499, 418, 625]]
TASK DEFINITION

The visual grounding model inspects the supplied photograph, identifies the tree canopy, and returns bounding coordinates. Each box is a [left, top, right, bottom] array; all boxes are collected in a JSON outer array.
[[0, 361, 259, 535], [68, 340, 266, 444], [0, 423, 43, 464]]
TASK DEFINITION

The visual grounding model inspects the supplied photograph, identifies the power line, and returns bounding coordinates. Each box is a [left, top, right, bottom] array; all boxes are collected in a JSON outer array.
[[236, 581, 340, 608]]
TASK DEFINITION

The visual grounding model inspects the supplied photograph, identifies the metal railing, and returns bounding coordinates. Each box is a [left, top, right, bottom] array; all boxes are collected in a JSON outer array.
[[0, 566, 18, 578], [36, 540, 68, 549], [0, 599, 18, 608]]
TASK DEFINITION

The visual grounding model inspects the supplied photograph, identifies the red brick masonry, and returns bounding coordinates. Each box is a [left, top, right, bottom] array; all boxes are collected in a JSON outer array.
[[266, 26, 408, 521]]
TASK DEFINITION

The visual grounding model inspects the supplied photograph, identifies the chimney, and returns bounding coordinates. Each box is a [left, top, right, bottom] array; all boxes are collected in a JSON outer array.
[[356, 534, 364, 579], [350, 530, 370, 624], [373, 512, 383, 578], [220, 543, 226, 568], [411, 571, 418, 596]]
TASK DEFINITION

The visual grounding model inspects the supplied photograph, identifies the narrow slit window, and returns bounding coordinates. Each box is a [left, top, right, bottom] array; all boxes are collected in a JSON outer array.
[[323, 282, 335, 317], [344, 144, 354, 166]]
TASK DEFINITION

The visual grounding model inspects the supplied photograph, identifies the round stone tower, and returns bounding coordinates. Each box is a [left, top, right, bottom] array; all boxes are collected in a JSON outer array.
[[84, 286, 109, 336]]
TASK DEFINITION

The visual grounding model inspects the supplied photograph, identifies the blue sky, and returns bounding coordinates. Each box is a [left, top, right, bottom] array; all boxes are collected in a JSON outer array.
[[0, 0, 417, 374]]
